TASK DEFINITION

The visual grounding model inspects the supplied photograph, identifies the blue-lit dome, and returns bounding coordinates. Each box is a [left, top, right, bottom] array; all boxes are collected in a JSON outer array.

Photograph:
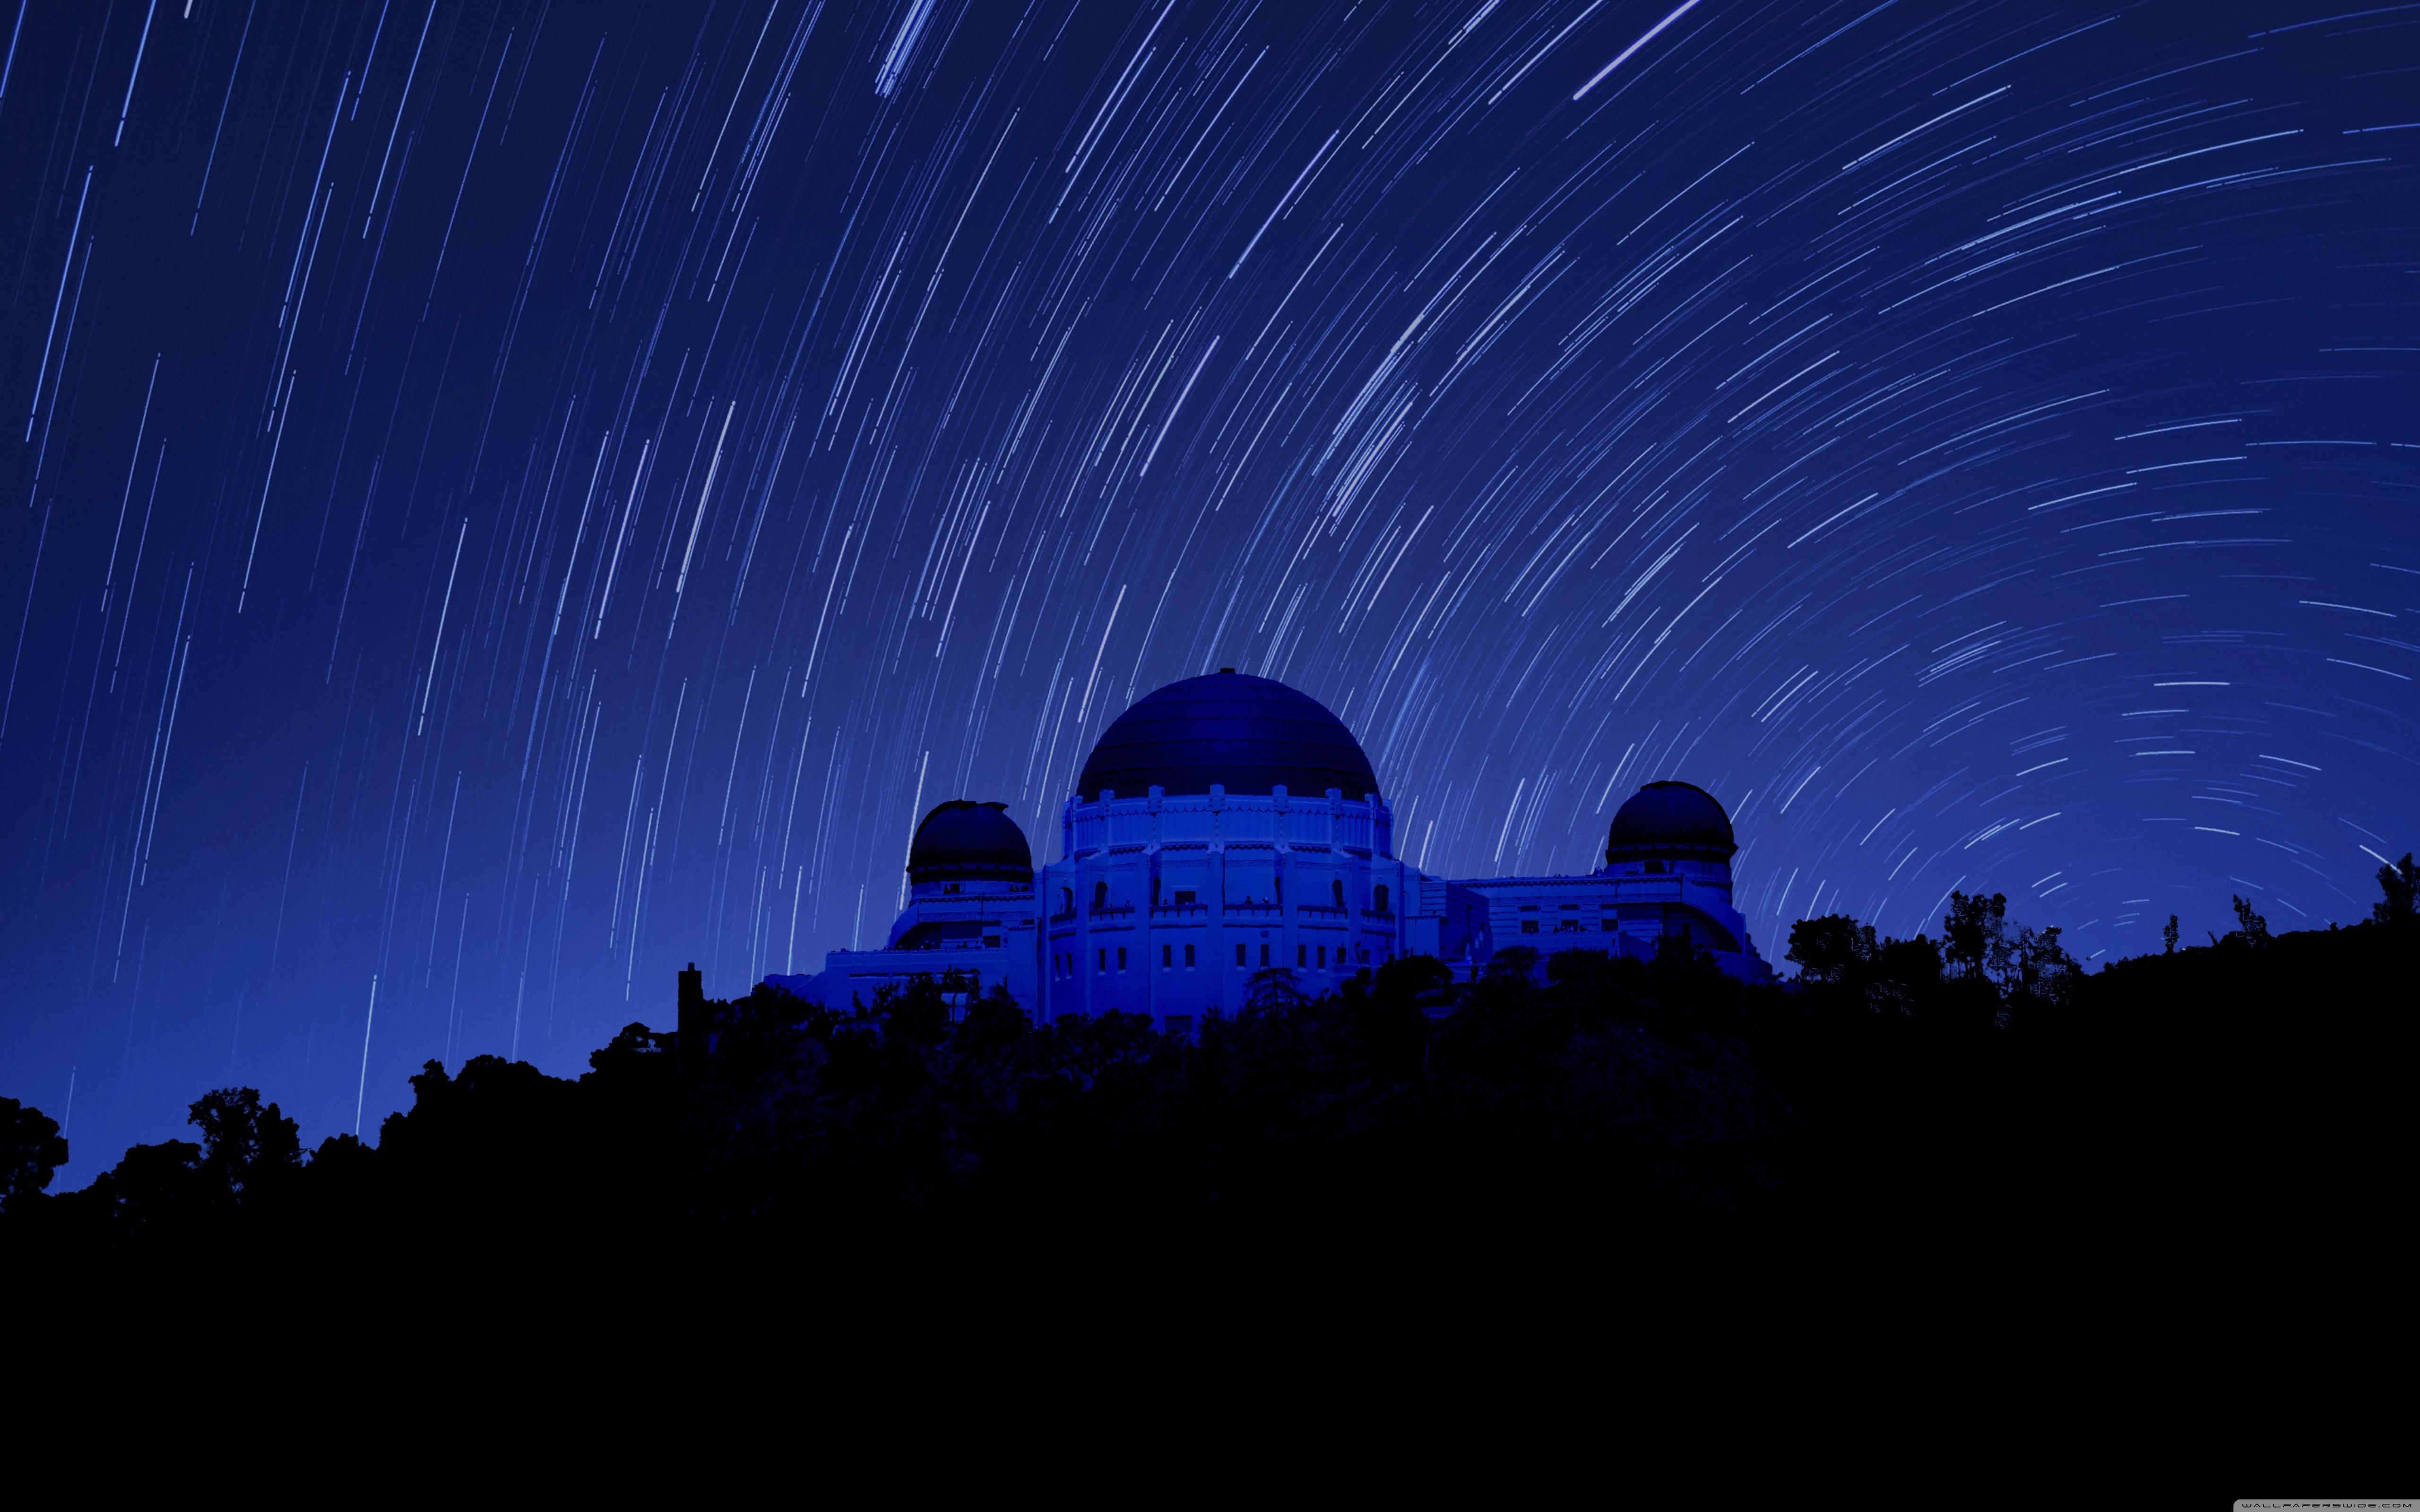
[[908, 800, 1033, 884], [1076, 670, 1381, 800], [1605, 781, 1736, 864]]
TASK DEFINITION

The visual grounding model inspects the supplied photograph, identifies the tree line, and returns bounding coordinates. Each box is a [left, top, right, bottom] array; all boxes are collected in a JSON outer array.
[[6, 855, 2413, 1268]]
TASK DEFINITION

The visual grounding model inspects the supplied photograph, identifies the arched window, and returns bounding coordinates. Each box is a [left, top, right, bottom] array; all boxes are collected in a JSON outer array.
[[1092, 880, 1108, 910], [1059, 886, 1073, 913], [1373, 884, 1390, 914], [1331, 879, 1345, 910]]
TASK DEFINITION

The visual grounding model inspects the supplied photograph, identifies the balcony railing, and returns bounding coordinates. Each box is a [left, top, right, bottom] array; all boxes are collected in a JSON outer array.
[[1089, 903, 1135, 921], [1150, 902, 1210, 920]]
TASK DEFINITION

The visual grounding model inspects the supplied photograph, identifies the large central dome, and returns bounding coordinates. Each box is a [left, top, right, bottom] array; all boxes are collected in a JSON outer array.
[[1076, 670, 1380, 800]]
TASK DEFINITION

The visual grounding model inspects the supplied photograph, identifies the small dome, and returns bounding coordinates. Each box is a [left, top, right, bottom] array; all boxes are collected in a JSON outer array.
[[1076, 670, 1380, 800], [1605, 781, 1736, 864], [908, 801, 1033, 885]]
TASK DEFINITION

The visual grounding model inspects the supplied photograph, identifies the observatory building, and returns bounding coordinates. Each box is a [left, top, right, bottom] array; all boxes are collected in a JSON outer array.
[[769, 670, 1769, 1027]]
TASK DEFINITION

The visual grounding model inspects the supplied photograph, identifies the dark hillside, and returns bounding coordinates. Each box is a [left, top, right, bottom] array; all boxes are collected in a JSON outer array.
[[6, 898, 2410, 1314]]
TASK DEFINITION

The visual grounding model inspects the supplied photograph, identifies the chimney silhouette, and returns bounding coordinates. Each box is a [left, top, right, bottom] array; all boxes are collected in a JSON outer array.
[[678, 962, 707, 1070]]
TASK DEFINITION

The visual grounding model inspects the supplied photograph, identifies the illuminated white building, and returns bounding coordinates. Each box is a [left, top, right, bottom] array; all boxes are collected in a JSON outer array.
[[770, 670, 1768, 1025]]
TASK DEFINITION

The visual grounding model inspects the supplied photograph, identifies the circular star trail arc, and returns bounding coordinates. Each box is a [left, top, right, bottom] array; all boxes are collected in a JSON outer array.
[[0, 0, 2413, 1173]]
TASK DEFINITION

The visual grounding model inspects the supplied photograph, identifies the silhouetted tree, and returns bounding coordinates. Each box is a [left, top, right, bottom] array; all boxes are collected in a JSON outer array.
[[188, 1088, 302, 1202], [1, 1097, 68, 1213], [2229, 895, 2272, 948], [2002, 923, 2079, 1018], [1786, 914, 1940, 1015], [79, 1138, 207, 1236], [1785, 914, 1878, 986], [2163, 914, 2179, 954], [1942, 892, 2010, 982], [1244, 965, 1308, 1016], [1485, 945, 1541, 982], [1347, 955, 1447, 1080], [2373, 853, 2418, 927]]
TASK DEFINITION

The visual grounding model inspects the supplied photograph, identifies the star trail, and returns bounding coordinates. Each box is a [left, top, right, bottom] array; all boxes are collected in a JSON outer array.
[[2, 0, 2413, 1177]]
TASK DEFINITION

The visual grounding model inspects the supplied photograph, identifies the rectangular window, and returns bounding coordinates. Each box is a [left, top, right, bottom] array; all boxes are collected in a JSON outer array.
[[1185, 943, 1195, 966], [1297, 944, 1307, 967], [1236, 943, 1247, 966], [1162, 944, 1172, 968], [1098, 948, 1106, 971], [1521, 920, 1539, 934], [1317, 945, 1326, 967], [1117, 947, 1127, 971], [1173, 890, 1195, 906], [1260, 943, 1271, 967]]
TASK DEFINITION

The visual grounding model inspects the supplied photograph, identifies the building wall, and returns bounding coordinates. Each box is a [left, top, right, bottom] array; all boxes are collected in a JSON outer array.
[[1035, 783, 1477, 1027], [1452, 861, 1771, 982], [767, 875, 1043, 1013]]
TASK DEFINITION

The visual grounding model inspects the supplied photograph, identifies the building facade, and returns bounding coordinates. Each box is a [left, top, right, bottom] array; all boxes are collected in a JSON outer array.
[[768, 670, 1767, 1026]]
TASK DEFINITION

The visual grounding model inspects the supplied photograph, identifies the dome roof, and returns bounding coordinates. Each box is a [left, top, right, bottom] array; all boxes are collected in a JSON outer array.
[[1605, 781, 1737, 864], [1076, 670, 1381, 801], [907, 800, 1033, 885]]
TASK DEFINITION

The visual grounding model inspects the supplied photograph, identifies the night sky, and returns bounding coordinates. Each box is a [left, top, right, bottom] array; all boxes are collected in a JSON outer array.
[[3, 0, 2413, 1179]]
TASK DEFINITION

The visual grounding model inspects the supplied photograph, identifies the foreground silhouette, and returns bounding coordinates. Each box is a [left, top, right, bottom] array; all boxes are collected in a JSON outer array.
[[8, 864, 2412, 1288]]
